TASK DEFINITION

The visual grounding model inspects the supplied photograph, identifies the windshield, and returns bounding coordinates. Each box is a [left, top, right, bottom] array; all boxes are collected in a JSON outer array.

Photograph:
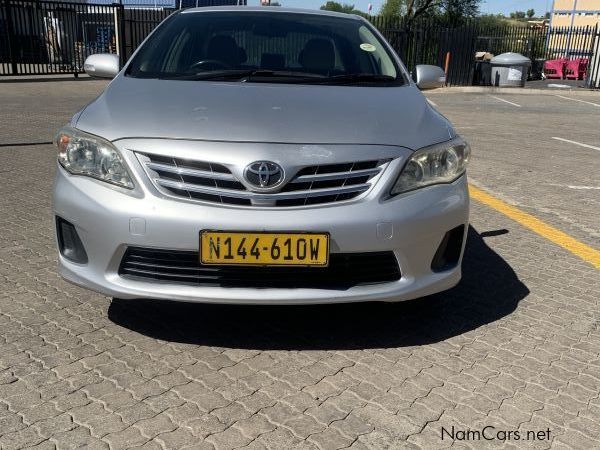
[[125, 11, 404, 86]]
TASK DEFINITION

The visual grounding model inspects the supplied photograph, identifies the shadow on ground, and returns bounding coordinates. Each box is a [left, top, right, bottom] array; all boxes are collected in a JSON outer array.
[[108, 226, 529, 350]]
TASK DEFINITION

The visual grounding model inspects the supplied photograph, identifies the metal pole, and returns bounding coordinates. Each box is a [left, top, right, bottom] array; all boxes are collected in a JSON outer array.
[[545, 2, 554, 58], [113, 5, 120, 58], [588, 24, 600, 88], [565, 0, 578, 57], [444, 51, 451, 86]]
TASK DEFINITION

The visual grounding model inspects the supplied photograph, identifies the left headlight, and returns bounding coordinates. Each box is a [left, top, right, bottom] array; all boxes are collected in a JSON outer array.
[[391, 137, 470, 195], [54, 126, 134, 189]]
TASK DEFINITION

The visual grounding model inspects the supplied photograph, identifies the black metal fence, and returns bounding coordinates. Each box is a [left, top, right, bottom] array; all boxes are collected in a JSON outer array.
[[1, 1, 599, 88], [588, 27, 600, 89], [1, 0, 119, 75], [121, 7, 173, 60], [371, 16, 600, 88]]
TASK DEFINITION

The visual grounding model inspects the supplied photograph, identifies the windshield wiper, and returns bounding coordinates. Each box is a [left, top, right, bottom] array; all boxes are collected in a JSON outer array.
[[160, 69, 325, 82], [308, 73, 398, 85], [160, 70, 255, 80], [241, 70, 326, 82], [157, 70, 394, 84]]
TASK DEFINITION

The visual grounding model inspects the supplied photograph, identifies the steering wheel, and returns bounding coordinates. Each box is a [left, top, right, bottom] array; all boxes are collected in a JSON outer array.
[[189, 59, 231, 70]]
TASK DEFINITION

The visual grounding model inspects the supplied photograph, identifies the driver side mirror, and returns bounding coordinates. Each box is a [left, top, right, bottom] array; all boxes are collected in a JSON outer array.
[[413, 65, 446, 90], [84, 53, 120, 79]]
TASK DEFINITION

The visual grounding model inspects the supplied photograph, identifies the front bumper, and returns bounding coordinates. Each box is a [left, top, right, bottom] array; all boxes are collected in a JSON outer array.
[[53, 166, 469, 304]]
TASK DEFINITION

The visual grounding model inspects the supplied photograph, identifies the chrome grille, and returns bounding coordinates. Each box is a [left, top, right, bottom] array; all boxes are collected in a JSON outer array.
[[277, 161, 386, 207], [137, 152, 389, 207]]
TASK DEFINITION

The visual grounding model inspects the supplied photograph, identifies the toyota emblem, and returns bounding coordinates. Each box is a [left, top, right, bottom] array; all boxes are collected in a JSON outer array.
[[244, 161, 284, 189]]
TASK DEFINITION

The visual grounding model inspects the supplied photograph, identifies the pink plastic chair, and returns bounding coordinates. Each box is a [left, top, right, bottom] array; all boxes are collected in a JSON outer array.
[[544, 58, 567, 79], [565, 58, 589, 80]]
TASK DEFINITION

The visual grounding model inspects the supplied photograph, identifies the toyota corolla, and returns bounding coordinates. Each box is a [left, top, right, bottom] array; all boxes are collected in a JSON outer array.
[[53, 7, 470, 304]]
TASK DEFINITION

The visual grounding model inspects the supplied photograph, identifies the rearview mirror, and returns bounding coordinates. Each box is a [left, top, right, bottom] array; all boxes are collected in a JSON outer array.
[[84, 53, 120, 79], [413, 65, 446, 90]]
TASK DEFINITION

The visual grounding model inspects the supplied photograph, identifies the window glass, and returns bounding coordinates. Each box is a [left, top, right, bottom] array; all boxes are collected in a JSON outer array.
[[126, 11, 403, 85]]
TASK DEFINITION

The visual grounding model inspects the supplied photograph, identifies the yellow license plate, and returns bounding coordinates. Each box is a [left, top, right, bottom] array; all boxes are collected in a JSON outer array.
[[200, 231, 329, 266]]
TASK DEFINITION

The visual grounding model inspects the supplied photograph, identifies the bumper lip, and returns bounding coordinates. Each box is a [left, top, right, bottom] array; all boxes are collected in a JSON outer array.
[[53, 166, 469, 305], [59, 256, 462, 304]]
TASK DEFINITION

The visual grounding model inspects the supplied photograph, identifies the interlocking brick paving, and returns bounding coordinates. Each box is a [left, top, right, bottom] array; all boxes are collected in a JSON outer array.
[[0, 81, 598, 449]]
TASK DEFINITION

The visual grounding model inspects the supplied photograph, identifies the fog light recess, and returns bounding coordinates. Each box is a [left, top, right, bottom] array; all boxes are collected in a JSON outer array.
[[431, 225, 465, 272], [56, 217, 88, 264]]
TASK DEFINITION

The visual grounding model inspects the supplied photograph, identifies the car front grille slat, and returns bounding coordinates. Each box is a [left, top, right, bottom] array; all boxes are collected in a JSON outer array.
[[146, 162, 237, 181], [154, 178, 371, 201], [119, 247, 401, 289], [291, 167, 381, 183], [136, 152, 389, 207]]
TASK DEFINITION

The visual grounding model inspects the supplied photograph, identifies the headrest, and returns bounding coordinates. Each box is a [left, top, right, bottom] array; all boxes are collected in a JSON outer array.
[[299, 38, 335, 73], [207, 35, 242, 67]]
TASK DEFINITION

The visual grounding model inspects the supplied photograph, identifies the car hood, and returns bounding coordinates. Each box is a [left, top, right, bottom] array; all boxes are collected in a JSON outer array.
[[75, 76, 453, 149]]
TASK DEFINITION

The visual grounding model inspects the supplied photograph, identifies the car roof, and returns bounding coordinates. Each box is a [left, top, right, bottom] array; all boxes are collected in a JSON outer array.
[[180, 6, 364, 20]]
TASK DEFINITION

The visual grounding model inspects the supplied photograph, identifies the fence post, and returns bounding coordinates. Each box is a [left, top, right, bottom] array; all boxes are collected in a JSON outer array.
[[2, 0, 18, 75], [444, 51, 451, 85], [112, 1, 125, 67], [587, 24, 600, 88]]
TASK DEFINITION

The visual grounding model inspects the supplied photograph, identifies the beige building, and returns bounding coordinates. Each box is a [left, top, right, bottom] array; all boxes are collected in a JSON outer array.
[[551, 0, 600, 27], [549, 0, 600, 56]]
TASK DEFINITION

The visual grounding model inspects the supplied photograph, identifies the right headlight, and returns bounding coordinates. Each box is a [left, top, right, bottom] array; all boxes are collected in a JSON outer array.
[[54, 126, 134, 189], [391, 137, 470, 195]]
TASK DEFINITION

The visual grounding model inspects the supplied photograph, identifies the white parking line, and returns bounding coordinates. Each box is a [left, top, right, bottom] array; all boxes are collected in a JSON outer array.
[[554, 94, 600, 108], [489, 95, 521, 108], [552, 136, 600, 152], [549, 183, 600, 190], [568, 186, 600, 190]]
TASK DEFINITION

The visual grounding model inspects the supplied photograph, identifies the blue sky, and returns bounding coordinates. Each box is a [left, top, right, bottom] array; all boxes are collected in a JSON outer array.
[[249, 0, 552, 15]]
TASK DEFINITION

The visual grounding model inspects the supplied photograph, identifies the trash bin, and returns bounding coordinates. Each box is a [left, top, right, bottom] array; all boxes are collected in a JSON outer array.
[[490, 53, 532, 87]]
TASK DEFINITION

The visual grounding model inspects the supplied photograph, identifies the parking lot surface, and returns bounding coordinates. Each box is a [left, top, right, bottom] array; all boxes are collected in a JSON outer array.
[[0, 80, 599, 449]]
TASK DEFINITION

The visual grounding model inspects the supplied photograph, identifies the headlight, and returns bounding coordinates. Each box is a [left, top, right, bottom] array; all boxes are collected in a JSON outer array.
[[54, 127, 134, 189], [391, 137, 470, 195]]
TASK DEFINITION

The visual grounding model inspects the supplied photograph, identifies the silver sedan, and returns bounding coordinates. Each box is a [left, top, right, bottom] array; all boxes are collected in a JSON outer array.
[[53, 7, 470, 304]]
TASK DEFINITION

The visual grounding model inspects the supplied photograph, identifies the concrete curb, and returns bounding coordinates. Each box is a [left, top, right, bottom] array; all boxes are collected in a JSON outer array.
[[431, 86, 599, 96], [0, 74, 96, 83]]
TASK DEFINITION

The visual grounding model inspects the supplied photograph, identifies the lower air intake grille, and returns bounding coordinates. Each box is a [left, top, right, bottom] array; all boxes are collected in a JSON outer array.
[[119, 247, 401, 290]]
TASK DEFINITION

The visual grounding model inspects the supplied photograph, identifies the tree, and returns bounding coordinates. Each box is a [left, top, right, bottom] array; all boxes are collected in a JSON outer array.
[[379, 0, 480, 22], [320, 1, 369, 16], [380, 0, 403, 17], [444, 0, 479, 22], [401, 0, 441, 21], [526, 9, 535, 18], [509, 10, 526, 19], [320, 1, 356, 13]]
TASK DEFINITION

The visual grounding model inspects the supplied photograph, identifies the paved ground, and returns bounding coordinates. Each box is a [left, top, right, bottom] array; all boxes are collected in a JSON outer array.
[[524, 79, 585, 90], [425, 89, 600, 248], [0, 80, 599, 449]]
